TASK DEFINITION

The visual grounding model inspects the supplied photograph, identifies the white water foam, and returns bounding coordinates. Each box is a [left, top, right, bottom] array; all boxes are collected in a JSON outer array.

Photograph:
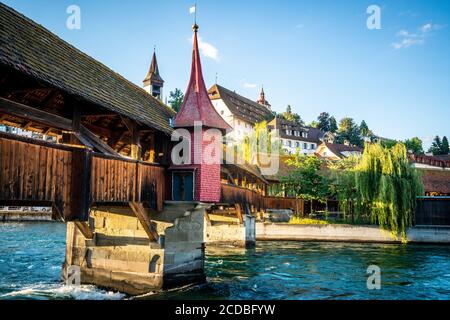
[[1, 283, 125, 300]]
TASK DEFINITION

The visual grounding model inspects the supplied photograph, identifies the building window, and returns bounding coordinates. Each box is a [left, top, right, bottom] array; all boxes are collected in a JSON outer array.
[[287, 141, 292, 147], [302, 132, 307, 138], [286, 130, 292, 136], [303, 143, 307, 149], [296, 142, 300, 148], [311, 144, 316, 149]]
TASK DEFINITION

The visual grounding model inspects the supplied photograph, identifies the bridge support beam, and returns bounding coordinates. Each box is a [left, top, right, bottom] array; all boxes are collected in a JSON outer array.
[[62, 202, 208, 296]]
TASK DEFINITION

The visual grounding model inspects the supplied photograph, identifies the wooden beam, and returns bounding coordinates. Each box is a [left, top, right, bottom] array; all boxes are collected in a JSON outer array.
[[129, 202, 159, 242], [108, 130, 127, 149], [51, 203, 65, 222], [204, 211, 212, 226], [120, 116, 136, 133], [39, 90, 59, 108], [75, 221, 94, 240], [79, 125, 121, 156], [81, 114, 117, 119], [122, 117, 147, 159], [82, 122, 113, 138], [72, 107, 81, 132], [235, 203, 244, 224], [71, 132, 94, 149], [0, 97, 72, 131]]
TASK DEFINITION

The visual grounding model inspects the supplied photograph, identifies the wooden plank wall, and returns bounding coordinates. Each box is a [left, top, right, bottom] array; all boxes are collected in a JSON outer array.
[[90, 155, 166, 211], [0, 134, 166, 220], [91, 156, 137, 203], [221, 184, 305, 214], [264, 196, 305, 214], [0, 134, 88, 220], [139, 163, 166, 212]]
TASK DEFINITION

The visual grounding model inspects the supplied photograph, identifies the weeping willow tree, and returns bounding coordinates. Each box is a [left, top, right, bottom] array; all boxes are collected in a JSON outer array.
[[356, 143, 423, 239], [240, 121, 282, 163], [331, 143, 424, 239]]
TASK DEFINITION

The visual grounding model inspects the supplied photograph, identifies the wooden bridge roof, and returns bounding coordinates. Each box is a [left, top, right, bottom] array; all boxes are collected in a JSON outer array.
[[0, 3, 175, 135]]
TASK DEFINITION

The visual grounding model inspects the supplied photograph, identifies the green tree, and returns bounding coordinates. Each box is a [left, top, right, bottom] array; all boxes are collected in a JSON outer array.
[[317, 112, 331, 132], [441, 136, 449, 155], [336, 117, 363, 147], [404, 137, 424, 154], [241, 121, 282, 163], [329, 116, 338, 133], [168, 88, 184, 113], [359, 120, 369, 137], [309, 121, 319, 128], [281, 105, 304, 125], [282, 153, 330, 214], [331, 143, 424, 240], [428, 136, 443, 155]]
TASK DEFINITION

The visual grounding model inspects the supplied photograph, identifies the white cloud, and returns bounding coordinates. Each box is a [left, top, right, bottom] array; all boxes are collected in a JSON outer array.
[[243, 83, 257, 89], [396, 30, 410, 37], [392, 37, 424, 50], [190, 35, 220, 61], [392, 22, 444, 50], [420, 23, 433, 33]]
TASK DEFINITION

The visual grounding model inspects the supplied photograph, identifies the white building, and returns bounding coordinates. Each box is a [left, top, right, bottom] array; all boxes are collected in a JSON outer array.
[[208, 84, 273, 141], [315, 142, 363, 160], [267, 117, 324, 155]]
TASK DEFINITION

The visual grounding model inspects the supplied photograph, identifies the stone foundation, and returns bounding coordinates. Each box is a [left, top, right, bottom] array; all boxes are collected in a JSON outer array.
[[0, 210, 53, 221], [256, 223, 450, 244], [205, 214, 256, 247], [62, 202, 208, 296]]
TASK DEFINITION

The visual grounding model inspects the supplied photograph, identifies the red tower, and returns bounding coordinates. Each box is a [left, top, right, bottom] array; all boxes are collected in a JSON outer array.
[[171, 24, 231, 203]]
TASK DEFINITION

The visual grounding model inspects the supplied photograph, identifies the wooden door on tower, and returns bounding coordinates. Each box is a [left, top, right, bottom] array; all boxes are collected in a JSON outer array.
[[172, 171, 194, 201]]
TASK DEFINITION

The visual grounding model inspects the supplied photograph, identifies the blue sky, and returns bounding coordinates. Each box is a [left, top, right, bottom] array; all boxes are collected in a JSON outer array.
[[3, 0, 449, 149]]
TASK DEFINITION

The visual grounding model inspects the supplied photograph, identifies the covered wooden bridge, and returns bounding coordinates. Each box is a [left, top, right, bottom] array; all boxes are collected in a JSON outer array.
[[0, 3, 301, 224], [0, 3, 175, 226]]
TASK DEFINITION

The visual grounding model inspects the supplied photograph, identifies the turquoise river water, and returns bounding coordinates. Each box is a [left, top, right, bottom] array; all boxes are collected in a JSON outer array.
[[0, 222, 449, 300]]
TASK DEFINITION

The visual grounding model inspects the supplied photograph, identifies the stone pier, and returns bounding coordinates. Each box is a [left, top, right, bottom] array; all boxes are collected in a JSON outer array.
[[62, 202, 208, 296], [205, 212, 256, 247]]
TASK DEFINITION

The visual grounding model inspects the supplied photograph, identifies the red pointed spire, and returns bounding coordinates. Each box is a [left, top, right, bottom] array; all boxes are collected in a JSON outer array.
[[174, 24, 231, 131]]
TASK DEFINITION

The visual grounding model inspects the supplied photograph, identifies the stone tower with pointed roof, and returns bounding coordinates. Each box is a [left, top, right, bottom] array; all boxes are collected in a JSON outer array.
[[143, 50, 164, 100], [171, 24, 231, 203]]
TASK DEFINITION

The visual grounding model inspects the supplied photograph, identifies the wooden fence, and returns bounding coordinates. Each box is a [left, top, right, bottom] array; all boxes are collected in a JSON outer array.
[[0, 133, 165, 221], [221, 184, 305, 214], [415, 197, 450, 226], [91, 154, 165, 211]]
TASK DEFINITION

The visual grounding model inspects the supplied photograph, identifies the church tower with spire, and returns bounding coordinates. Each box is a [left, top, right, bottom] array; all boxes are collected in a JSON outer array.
[[171, 23, 231, 203], [143, 49, 164, 100], [257, 86, 271, 109]]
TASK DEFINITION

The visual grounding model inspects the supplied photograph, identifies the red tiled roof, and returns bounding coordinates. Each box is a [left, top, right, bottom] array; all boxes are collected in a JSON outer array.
[[420, 169, 450, 194], [174, 25, 231, 131]]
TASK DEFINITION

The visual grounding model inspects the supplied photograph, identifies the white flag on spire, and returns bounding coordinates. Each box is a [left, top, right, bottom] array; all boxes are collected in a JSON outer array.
[[189, 5, 196, 14]]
